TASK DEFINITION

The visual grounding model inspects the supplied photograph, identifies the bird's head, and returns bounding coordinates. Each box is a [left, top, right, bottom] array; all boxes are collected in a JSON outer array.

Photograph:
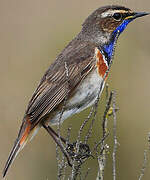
[[81, 5, 149, 59]]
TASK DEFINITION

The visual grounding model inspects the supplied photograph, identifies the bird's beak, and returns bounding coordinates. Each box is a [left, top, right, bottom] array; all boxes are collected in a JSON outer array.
[[125, 12, 150, 20]]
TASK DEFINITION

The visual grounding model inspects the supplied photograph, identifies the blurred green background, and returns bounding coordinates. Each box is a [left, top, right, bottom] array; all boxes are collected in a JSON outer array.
[[0, 0, 150, 179]]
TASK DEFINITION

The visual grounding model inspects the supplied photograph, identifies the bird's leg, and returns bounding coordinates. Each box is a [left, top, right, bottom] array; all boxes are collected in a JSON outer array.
[[42, 124, 72, 167], [44, 124, 66, 143]]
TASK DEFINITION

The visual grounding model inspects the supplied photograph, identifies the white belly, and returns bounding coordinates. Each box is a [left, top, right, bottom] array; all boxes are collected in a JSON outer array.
[[50, 69, 104, 125]]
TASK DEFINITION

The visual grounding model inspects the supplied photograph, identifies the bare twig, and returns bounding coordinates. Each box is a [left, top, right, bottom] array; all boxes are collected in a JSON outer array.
[[96, 90, 114, 180], [93, 133, 109, 153], [112, 91, 118, 180], [105, 84, 109, 100], [66, 126, 72, 142], [138, 150, 148, 180], [78, 106, 94, 143], [96, 144, 109, 180], [84, 107, 97, 143], [102, 91, 113, 137], [138, 132, 150, 180], [69, 162, 81, 180]]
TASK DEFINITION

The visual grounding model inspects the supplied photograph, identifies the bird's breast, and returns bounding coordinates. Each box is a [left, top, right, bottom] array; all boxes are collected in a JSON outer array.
[[67, 68, 104, 108], [50, 67, 105, 125], [49, 47, 109, 125]]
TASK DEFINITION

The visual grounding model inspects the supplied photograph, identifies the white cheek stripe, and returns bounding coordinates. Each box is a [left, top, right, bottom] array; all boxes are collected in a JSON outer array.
[[101, 9, 129, 18]]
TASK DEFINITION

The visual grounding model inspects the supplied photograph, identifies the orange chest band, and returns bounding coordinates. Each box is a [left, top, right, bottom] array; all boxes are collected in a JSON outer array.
[[95, 47, 108, 80]]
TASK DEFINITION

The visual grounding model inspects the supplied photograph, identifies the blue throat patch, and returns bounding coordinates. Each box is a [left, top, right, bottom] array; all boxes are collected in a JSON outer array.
[[103, 19, 132, 60]]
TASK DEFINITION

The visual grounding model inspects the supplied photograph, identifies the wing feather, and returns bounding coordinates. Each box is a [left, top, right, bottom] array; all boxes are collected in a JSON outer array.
[[25, 40, 96, 128]]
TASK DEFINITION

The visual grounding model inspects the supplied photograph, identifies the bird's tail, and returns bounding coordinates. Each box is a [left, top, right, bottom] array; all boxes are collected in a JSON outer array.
[[3, 117, 33, 178]]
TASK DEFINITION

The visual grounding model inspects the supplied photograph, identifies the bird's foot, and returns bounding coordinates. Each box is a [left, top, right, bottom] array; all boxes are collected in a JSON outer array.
[[66, 142, 92, 164]]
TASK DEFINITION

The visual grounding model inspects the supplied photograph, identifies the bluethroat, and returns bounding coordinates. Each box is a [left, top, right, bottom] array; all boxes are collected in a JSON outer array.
[[3, 5, 149, 177]]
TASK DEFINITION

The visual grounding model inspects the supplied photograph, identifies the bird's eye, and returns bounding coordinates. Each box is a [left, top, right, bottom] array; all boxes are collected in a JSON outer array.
[[113, 13, 122, 21]]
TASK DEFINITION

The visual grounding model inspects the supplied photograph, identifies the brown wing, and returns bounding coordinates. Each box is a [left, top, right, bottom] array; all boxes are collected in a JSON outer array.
[[25, 40, 96, 128]]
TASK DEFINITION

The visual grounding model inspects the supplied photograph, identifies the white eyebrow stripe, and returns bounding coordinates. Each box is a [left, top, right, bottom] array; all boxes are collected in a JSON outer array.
[[101, 10, 128, 18]]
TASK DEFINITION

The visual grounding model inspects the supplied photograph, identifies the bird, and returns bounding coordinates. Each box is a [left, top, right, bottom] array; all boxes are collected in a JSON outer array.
[[3, 5, 149, 177]]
